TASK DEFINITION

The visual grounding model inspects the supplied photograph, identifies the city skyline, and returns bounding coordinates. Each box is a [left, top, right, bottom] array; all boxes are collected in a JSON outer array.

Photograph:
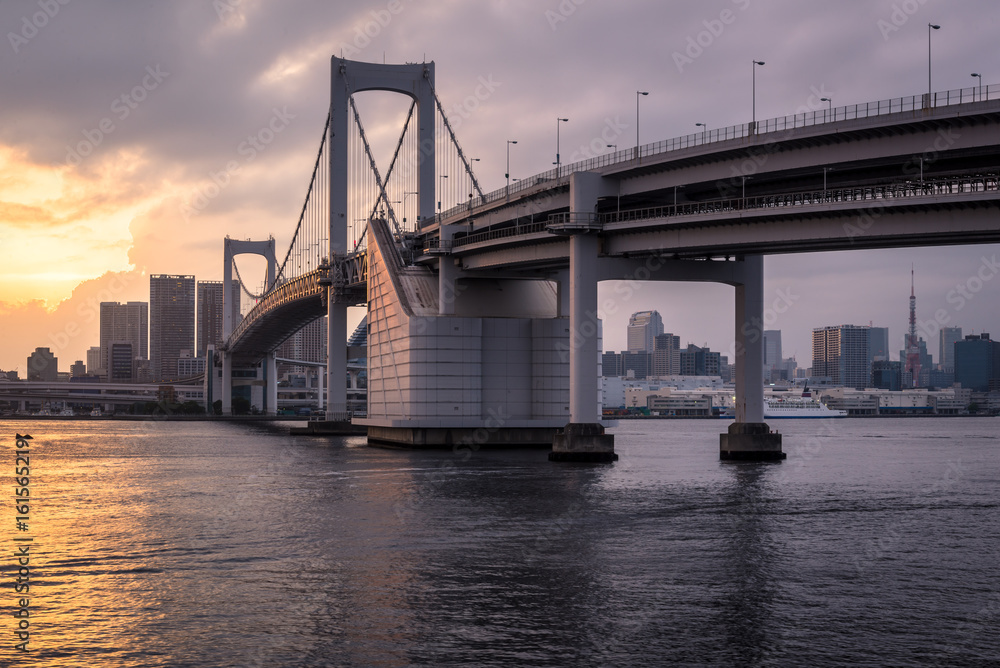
[[1, 1, 998, 371]]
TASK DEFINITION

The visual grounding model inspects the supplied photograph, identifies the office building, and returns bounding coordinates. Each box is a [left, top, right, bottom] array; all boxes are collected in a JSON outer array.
[[150, 275, 195, 382], [86, 346, 102, 376], [652, 333, 680, 376], [99, 301, 148, 375], [109, 341, 134, 381], [898, 338, 933, 387], [627, 310, 663, 353], [27, 347, 58, 382], [277, 317, 327, 375], [872, 360, 902, 391], [868, 326, 890, 362], [601, 351, 623, 377], [812, 325, 870, 390], [679, 344, 721, 377], [954, 333, 1000, 392], [70, 360, 86, 378], [197, 280, 240, 358], [939, 326, 962, 372]]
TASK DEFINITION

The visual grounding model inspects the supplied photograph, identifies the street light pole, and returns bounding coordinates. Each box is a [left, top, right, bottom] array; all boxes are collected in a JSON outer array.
[[506, 140, 517, 193], [403, 191, 417, 225], [695, 122, 706, 143], [636, 90, 648, 160], [555, 117, 568, 177], [752, 60, 765, 132], [971, 73, 982, 101], [928, 23, 940, 106], [821, 97, 832, 121], [438, 174, 448, 211]]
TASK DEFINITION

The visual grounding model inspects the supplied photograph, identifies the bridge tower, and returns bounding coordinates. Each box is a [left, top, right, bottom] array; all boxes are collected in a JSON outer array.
[[219, 237, 278, 415], [327, 58, 436, 420]]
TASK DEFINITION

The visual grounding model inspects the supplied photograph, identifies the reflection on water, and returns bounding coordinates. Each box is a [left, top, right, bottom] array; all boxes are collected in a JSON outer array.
[[1, 418, 998, 666]]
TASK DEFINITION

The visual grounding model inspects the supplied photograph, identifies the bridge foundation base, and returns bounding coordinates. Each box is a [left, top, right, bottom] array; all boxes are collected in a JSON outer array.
[[549, 423, 617, 462], [366, 425, 560, 449], [720, 422, 785, 461]]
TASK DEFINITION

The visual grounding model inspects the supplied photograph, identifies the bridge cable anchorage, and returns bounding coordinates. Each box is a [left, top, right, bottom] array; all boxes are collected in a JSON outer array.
[[428, 79, 484, 201], [275, 110, 331, 287]]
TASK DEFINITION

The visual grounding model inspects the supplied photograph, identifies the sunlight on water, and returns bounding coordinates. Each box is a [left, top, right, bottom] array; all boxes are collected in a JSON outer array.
[[1, 418, 998, 666]]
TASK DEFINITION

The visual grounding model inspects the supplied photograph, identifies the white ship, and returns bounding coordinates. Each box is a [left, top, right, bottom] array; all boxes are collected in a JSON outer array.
[[763, 397, 847, 418], [724, 387, 848, 419]]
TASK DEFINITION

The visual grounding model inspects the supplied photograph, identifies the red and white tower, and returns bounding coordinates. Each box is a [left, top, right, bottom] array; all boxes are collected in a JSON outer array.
[[905, 267, 921, 387]]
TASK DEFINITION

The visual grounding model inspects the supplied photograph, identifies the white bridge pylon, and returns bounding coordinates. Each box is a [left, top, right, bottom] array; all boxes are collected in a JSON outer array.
[[221, 237, 277, 415]]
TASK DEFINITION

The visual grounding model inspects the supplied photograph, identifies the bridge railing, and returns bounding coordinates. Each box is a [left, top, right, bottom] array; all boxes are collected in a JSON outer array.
[[601, 173, 1000, 226], [431, 83, 997, 226]]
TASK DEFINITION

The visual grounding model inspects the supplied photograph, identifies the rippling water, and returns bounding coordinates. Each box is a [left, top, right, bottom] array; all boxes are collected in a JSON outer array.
[[1, 417, 998, 667]]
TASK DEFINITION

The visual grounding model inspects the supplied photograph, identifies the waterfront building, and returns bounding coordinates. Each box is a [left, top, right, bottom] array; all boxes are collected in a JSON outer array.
[[150, 275, 195, 382], [812, 324, 870, 390]]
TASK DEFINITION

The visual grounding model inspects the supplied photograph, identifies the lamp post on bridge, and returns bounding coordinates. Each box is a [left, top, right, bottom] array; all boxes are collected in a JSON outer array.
[[635, 90, 648, 161], [821, 97, 832, 121], [403, 191, 417, 225], [928, 23, 940, 107], [506, 140, 517, 196], [555, 117, 568, 178], [752, 60, 765, 132], [438, 174, 448, 211], [971, 73, 982, 101], [695, 122, 706, 143]]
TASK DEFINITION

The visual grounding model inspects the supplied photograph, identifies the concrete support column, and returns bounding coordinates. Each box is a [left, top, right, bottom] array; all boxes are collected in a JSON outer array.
[[721, 254, 784, 460], [568, 233, 601, 425], [438, 225, 459, 315], [555, 269, 570, 318], [265, 352, 278, 416], [551, 171, 616, 463], [318, 365, 325, 412], [326, 294, 347, 421], [221, 351, 232, 416], [734, 255, 765, 424]]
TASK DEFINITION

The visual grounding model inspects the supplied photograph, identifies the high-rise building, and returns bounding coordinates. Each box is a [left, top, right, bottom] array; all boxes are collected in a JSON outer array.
[[868, 326, 890, 362], [70, 360, 86, 378], [678, 344, 721, 376], [955, 333, 1000, 392], [150, 275, 195, 382], [86, 346, 102, 375], [652, 333, 680, 376], [27, 347, 58, 382], [627, 310, 663, 354], [197, 280, 240, 357], [277, 317, 327, 375], [601, 351, 622, 377], [812, 325, 870, 389], [872, 360, 902, 391], [109, 341, 134, 381], [99, 301, 148, 374], [939, 326, 962, 372]]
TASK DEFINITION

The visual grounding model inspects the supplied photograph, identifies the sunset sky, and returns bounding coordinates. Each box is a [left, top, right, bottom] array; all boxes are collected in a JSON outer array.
[[1, 0, 998, 373]]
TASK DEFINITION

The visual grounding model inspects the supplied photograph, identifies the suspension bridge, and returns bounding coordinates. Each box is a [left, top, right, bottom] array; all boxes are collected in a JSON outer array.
[[214, 56, 1000, 461]]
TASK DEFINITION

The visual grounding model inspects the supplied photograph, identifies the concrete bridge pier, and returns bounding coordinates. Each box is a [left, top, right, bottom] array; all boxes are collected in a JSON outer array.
[[221, 351, 232, 416], [325, 293, 348, 422], [265, 352, 278, 416], [550, 172, 617, 462], [721, 254, 784, 460]]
